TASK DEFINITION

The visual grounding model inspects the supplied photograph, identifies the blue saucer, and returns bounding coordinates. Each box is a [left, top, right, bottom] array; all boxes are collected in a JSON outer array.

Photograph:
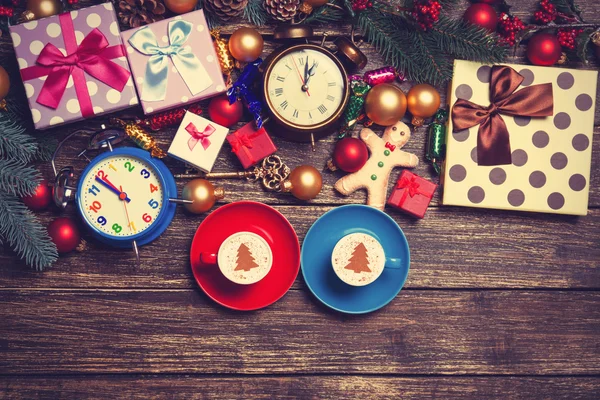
[[301, 205, 410, 314]]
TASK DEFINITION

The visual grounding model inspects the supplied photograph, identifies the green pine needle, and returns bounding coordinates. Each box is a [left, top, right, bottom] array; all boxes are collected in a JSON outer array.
[[244, 0, 269, 26], [0, 193, 58, 270], [0, 159, 42, 197], [0, 119, 38, 163], [305, 3, 347, 24], [431, 16, 507, 64]]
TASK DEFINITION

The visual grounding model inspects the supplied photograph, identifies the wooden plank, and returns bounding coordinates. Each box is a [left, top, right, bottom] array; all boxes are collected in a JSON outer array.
[[1, 376, 600, 399], [0, 290, 599, 374], [1, 207, 599, 289]]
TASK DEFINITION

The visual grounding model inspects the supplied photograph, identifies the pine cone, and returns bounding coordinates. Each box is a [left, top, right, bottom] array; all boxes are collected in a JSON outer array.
[[204, 0, 248, 21], [118, 0, 166, 28], [264, 0, 299, 22]]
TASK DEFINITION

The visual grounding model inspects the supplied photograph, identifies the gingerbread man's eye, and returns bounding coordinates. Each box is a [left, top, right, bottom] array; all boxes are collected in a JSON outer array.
[[400, 131, 406, 136], [392, 126, 397, 131]]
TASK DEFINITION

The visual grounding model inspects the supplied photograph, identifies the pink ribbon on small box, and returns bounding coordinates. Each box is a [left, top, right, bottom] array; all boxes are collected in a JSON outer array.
[[19, 12, 131, 118], [186, 122, 215, 151], [396, 175, 425, 206], [229, 129, 262, 165]]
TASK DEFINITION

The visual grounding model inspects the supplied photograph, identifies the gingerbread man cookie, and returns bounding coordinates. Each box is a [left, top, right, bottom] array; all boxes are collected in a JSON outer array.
[[334, 121, 418, 210]]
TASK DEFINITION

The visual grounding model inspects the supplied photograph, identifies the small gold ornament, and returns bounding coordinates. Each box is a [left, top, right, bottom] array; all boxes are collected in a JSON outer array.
[[298, 0, 328, 14], [211, 30, 235, 84], [164, 0, 198, 14], [182, 179, 224, 214], [111, 118, 167, 158], [280, 165, 322, 200], [229, 27, 264, 63], [406, 83, 441, 127], [364, 84, 407, 126], [24, 0, 62, 20], [0, 66, 10, 103]]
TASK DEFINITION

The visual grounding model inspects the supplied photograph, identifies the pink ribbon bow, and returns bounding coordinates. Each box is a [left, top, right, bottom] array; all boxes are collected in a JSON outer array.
[[229, 131, 254, 153], [186, 122, 215, 151], [19, 13, 131, 118], [385, 142, 396, 152]]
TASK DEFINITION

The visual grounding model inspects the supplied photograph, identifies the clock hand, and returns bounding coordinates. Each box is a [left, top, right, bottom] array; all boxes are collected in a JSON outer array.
[[290, 56, 310, 97], [120, 185, 135, 233], [305, 60, 318, 86], [95, 176, 131, 202], [303, 55, 309, 85]]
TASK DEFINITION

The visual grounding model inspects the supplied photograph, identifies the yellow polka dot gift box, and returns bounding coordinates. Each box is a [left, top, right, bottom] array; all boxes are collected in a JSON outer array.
[[121, 9, 226, 115], [442, 60, 597, 216], [9, 3, 138, 130]]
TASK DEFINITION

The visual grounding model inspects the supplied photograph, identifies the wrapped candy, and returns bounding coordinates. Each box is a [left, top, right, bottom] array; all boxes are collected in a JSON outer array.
[[425, 109, 447, 174], [227, 59, 264, 128], [211, 30, 235, 85], [111, 118, 167, 158], [349, 66, 406, 87], [338, 81, 371, 137], [137, 103, 203, 131]]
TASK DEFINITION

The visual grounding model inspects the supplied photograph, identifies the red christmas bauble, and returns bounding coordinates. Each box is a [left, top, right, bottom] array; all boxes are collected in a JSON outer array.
[[527, 33, 562, 66], [463, 3, 497, 31], [22, 179, 53, 211], [208, 95, 243, 128], [47, 217, 81, 253], [333, 137, 369, 173]]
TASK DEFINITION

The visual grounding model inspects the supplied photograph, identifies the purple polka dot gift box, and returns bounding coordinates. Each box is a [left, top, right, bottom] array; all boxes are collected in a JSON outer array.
[[9, 3, 138, 130], [442, 60, 597, 216], [121, 9, 226, 115]]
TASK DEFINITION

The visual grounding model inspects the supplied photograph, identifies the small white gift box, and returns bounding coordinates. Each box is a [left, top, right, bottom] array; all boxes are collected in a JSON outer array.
[[167, 111, 228, 173]]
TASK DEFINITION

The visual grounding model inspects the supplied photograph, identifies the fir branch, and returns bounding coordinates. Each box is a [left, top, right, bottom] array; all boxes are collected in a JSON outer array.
[[0, 193, 58, 270], [244, 0, 269, 26], [0, 159, 42, 197], [431, 16, 508, 64], [412, 29, 453, 84], [356, 9, 427, 82], [0, 119, 38, 163], [549, 0, 583, 22], [34, 135, 57, 162], [305, 3, 346, 23]]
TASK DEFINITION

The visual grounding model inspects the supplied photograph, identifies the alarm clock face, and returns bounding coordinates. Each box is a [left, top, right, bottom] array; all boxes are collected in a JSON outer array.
[[265, 45, 348, 131], [79, 154, 164, 238]]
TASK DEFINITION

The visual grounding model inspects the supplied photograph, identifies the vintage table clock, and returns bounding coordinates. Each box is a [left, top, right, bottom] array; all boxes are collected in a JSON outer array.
[[52, 126, 189, 261], [261, 25, 366, 146]]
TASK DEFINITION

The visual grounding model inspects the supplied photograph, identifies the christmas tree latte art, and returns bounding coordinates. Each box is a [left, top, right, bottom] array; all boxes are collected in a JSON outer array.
[[217, 232, 273, 285], [331, 233, 385, 286]]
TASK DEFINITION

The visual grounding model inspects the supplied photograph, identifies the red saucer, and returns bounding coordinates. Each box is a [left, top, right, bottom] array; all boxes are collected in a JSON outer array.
[[190, 201, 300, 311]]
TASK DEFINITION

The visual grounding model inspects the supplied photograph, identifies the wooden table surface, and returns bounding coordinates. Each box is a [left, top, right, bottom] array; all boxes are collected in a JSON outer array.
[[1, 0, 600, 398]]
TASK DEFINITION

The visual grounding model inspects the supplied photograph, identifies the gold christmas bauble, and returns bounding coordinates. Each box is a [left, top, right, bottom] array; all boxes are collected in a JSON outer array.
[[182, 179, 224, 214], [25, 0, 62, 20], [364, 84, 407, 126], [229, 27, 264, 62], [407, 83, 441, 126], [281, 165, 322, 200], [0, 66, 9, 101], [164, 0, 198, 13]]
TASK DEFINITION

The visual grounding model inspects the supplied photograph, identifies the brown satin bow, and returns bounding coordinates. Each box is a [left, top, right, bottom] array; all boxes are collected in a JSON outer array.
[[451, 65, 554, 166]]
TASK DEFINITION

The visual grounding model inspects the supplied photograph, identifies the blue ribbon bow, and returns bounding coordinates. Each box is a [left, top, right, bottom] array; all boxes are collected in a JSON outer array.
[[128, 20, 212, 102]]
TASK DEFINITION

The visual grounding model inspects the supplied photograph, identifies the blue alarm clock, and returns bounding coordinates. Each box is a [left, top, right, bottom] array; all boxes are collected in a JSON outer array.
[[76, 147, 177, 248], [52, 126, 185, 260]]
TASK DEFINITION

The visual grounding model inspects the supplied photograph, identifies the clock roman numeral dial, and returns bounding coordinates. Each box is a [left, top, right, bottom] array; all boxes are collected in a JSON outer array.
[[265, 48, 346, 128]]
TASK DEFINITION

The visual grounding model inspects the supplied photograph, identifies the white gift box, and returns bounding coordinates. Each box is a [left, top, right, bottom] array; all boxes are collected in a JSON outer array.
[[167, 111, 228, 173]]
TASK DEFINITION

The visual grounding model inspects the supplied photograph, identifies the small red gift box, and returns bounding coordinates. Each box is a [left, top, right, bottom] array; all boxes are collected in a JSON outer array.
[[387, 170, 437, 219], [227, 122, 277, 169]]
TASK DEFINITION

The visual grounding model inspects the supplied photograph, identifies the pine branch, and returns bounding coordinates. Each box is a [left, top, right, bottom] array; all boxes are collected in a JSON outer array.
[[0, 119, 38, 163], [0, 193, 58, 270], [431, 16, 508, 64], [0, 159, 42, 197], [34, 135, 57, 162], [244, 0, 269, 26], [356, 9, 428, 82], [412, 28, 453, 84], [305, 3, 346, 23]]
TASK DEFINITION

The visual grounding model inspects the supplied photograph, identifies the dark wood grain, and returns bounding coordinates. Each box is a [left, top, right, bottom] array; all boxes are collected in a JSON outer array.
[[1, 290, 598, 374], [1, 0, 600, 396], [2, 376, 600, 399], [1, 207, 599, 289]]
